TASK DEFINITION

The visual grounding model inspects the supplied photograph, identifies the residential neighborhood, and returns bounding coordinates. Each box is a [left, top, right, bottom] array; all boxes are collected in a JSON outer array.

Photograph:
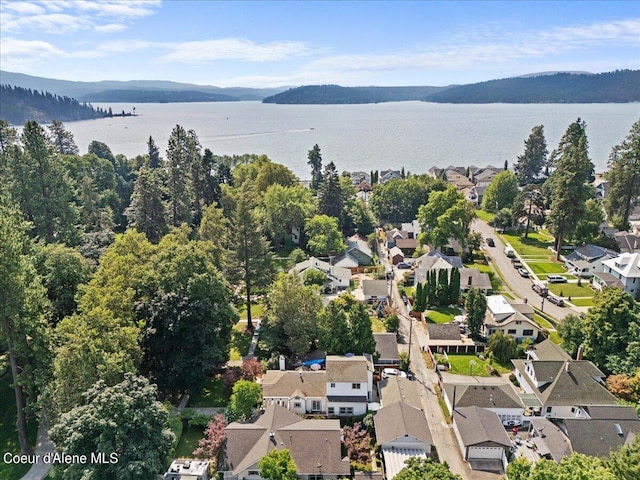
[[2, 115, 639, 480]]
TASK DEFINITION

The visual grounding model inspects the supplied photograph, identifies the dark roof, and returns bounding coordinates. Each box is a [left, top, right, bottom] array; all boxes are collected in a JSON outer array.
[[374, 402, 433, 446], [427, 324, 461, 341], [326, 395, 368, 403], [562, 418, 640, 458], [362, 279, 389, 297], [444, 383, 522, 410], [529, 418, 573, 462], [526, 339, 571, 361], [593, 272, 625, 289], [459, 268, 492, 290], [579, 405, 639, 420], [453, 406, 511, 448], [565, 244, 618, 262], [426, 250, 464, 268], [373, 333, 400, 363], [219, 404, 350, 476]]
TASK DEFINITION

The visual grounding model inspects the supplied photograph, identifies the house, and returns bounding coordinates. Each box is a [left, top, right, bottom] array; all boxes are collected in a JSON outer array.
[[289, 257, 351, 292], [473, 166, 503, 188], [335, 234, 374, 269], [557, 406, 640, 458], [465, 185, 487, 206], [394, 237, 418, 256], [452, 406, 511, 472], [511, 359, 617, 418], [445, 170, 474, 190], [373, 333, 401, 368], [374, 402, 433, 480], [443, 383, 524, 425], [362, 279, 389, 302], [483, 295, 541, 341], [412, 251, 463, 286], [527, 418, 573, 463], [459, 268, 492, 293], [602, 252, 640, 296], [564, 244, 619, 277], [218, 403, 350, 480], [614, 231, 640, 253], [389, 246, 404, 265], [351, 171, 371, 186], [426, 324, 482, 354], [377, 376, 422, 410], [164, 460, 210, 480], [261, 355, 374, 417], [379, 169, 402, 184], [525, 339, 570, 361], [400, 220, 421, 238], [592, 272, 625, 292]]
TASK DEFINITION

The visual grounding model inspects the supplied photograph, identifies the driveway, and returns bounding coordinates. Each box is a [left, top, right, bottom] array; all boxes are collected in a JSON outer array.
[[472, 219, 573, 322]]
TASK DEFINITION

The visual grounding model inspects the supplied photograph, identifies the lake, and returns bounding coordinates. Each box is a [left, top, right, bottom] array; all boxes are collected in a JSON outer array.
[[64, 101, 639, 178]]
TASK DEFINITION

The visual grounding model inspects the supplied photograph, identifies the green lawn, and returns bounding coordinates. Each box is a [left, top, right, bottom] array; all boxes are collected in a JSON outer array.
[[527, 262, 567, 275], [237, 302, 265, 320], [475, 209, 495, 223], [501, 231, 554, 257], [426, 307, 461, 324], [447, 354, 512, 376], [370, 317, 387, 333], [547, 283, 594, 298], [549, 331, 562, 345], [188, 376, 228, 408], [230, 323, 253, 361], [174, 424, 205, 458], [0, 374, 38, 480], [532, 314, 554, 330], [569, 297, 595, 307], [465, 262, 501, 291]]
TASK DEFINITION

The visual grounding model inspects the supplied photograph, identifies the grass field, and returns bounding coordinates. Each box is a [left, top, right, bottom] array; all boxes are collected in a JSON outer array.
[[475, 209, 495, 223], [547, 283, 595, 298], [188, 376, 228, 408], [447, 354, 512, 376], [569, 298, 595, 307], [528, 262, 567, 275], [548, 331, 562, 345], [370, 316, 387, 333], [230, 323, 252, 361], [0, 374, 38, 480], [501, 231, 554, 257], [174, 424, 205, 458], [426, 307, 461, 324], [237, 302, 265, 320]]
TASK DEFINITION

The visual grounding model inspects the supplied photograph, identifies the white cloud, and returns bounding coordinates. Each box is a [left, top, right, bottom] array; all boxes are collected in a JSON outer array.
[[2, 1, 46, 15], [160, 38, 313, 64], [94, 23, 127, 34]]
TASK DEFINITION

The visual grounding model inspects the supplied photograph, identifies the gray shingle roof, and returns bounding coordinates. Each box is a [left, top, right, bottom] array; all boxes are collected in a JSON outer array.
[[374, 401, 433, 446], [562, 418, 640, 458], [453, 406, 511, 448], [261, 370, 326, 399], [444, 383, 523, 410], [326, 355, 369, 383], [426, 323, 461, 341], [373, 333, 400, 363], [378, 377, 422, 409]]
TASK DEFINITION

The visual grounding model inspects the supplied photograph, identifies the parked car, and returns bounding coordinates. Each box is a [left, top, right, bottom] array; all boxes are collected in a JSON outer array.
[[512, 259, 523, 268], [486, 238, 495, 247], [382, 368, 407, 379], [532, 283, 549, 297], [518, 268, 530, 278], [547, 274, 568, 283], [503, 419, 522, 427], [547, 295, 565, 307], [396, 262, 411, 269], [504, 246, 516, 258]]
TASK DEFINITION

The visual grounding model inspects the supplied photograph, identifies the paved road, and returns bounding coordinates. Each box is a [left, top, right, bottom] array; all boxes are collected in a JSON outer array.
[[390, 267, 503, 480], [19, 426, 53, 480], [471, 219, 573, 322]]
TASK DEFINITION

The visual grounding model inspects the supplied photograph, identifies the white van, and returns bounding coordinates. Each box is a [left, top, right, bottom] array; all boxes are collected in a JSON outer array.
[[504, 246, 516, 258]]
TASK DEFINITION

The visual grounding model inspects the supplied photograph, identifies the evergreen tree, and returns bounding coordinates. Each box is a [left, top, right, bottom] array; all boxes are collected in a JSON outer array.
[[319, 301, 352, 354], [308, 144, 323, 190], [147, 135, 160, 169], [465, 288, 487, 339], [318, 161, 344, 221], [125, 168, 167, 243], [48, 120, 79, 155], [427, 269, 438, 306], [230, 184, 275, 330], [449, 267, 461, 305], [547, 119, 594, 260], [604, 119, 640, 230], [414, 282, 425, 312], [512, 185, 545, 238], [349, 302, 376, 355], [437, 268, 449, 305], [514, 125, 548, 185], [165, 125, 194, 227]]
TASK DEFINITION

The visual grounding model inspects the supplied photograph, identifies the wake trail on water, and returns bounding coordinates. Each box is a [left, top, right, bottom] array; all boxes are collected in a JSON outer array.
[[206, 128, 314, 141]]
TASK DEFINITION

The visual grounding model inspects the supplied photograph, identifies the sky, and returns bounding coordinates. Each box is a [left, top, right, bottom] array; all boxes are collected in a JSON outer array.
[[1, 0, 639, 88]]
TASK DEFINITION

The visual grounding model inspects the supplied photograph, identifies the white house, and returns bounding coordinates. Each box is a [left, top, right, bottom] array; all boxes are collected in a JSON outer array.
[[602, 252, 640, 296], [443, 383, 525, 425], [483, 295, 541, 341], [564, 244, 619, 278], [289, 257, 351, 292]]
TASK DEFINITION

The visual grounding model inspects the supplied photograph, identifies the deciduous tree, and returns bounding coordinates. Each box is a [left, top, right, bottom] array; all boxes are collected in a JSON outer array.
[[262, 184, 316, 251], [394, 458, 462, 480], [305, 214, 346, 257], [343, 422, 372, 466], [193, 413, 227, 461], [488, 332, 517, 364], [482, 170, 519, 212], [227, 379, 262, 421], [258, 448, 299, 480]]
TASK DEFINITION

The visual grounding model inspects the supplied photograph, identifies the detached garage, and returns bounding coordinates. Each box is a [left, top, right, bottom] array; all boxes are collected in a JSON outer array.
[[452, 406, 511, 473]]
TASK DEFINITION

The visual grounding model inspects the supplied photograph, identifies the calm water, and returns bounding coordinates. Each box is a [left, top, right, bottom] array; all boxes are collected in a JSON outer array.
[[63, 101, 639, 178]]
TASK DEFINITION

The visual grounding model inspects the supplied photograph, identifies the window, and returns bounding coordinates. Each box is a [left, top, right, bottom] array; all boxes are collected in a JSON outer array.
[[248, 471, 259, 476], [339, 407, 354, 415], [294, 401, 301, 408], [546, 407, 552, 413], [523, 329, 534, 336], [516, 321, 522, 325], [328, 407, 334, 415], [508, 329, 517, 334], [352, 383, 361, 389], [312, 400, 321, 411], [330, 382, 335, 388], [309, 475, 323, 480]]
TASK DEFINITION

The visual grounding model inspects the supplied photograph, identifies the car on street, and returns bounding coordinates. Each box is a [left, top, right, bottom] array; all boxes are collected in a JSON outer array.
[[396, 262, 411, 269], [547, 274, 568, 283], [518, 268, 529, 278], [547, 295, 565, 307], [532, 283, 549, 297], [503, 419, 523, 427], [486, 238, 495, 247], [512, 259, 523, 268], [382, 368, 408, 379]]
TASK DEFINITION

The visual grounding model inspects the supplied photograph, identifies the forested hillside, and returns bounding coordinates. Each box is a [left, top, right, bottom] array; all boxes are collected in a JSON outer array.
[[262, 84, 448, 104], [76, 89, 239, 103], [0, 85, 111, 125], [423, 70, 640, 103]]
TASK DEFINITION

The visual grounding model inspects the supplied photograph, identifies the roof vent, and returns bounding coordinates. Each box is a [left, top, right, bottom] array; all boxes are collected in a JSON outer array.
[[615, 423, 623, 436]]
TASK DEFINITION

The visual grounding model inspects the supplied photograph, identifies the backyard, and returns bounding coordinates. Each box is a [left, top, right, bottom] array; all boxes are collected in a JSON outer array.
[[446, 354, 512, 376], [547, 283, 595, 299], [188, 376, 228, 408], [426, 306, 461, 324]]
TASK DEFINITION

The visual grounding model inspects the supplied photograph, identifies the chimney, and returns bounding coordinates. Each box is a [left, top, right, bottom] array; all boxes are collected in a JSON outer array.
[[576, 345, 584, 361], [279, 355, 286, 371]]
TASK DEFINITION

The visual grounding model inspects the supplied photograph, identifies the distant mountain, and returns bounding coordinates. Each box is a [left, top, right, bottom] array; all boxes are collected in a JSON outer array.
[[0, 71, 287, 101], [423, 70, 640, 103], [262, 84, 450, 104], [76, 89, 239, 103]]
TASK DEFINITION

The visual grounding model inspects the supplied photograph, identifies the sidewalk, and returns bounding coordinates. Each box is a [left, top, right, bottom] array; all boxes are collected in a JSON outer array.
[[20, 425, 53, 480]]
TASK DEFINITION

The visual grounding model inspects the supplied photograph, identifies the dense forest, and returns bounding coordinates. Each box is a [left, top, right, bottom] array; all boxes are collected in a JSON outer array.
[[423, 70, 640, 103], [76, 89, 240, 103], [263, 70, 640, 104], [0, 85, 113, 125], [262, 84, 448, 104]]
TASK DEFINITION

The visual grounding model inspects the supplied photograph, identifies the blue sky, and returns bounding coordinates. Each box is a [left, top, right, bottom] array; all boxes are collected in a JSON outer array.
[[1, 0, 638, 87]]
